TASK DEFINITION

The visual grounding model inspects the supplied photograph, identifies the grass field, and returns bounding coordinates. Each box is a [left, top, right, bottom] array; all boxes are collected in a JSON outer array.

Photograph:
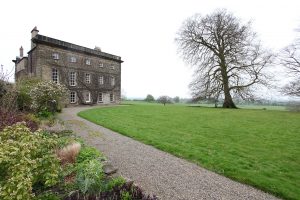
[[78, 103, 300, 200]]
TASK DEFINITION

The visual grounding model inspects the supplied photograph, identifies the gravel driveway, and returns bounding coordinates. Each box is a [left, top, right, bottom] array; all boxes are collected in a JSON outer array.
[[58, 106, 280, 200]]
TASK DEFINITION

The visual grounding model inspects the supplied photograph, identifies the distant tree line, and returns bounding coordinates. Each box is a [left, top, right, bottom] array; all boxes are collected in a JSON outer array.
[[144, 94, 181, 105]]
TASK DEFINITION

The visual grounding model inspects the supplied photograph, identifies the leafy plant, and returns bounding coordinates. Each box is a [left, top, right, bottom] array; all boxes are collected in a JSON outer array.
[[0, 123, 61, 200], [0, 109, 39, 131], [76, 159, 104, 194], [30, 81, 68, 113], [105, 177, 126, 192], [38, 109, 53, 118], [16, 77, 41, 111], [34, 192, 61, 200], [76, 146, 106, 164], [121, 191, 132, 200]]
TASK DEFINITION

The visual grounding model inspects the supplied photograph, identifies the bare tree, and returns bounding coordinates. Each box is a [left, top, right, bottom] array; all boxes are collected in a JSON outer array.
[[279, 42, 300, 96], [176, 9, 273, 108], [157, 96, 172, 106], [0, 65, 17, 111]]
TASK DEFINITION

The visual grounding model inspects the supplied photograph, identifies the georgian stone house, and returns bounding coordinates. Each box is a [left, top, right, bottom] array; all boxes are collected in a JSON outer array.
[[13, 27, 123, 105]]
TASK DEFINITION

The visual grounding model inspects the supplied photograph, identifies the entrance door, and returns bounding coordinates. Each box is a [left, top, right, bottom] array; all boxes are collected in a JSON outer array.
[[102, 93, 110, 104]]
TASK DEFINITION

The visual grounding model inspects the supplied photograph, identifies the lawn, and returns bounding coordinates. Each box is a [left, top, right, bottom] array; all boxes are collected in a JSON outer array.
[[78, 103, 300, 200]]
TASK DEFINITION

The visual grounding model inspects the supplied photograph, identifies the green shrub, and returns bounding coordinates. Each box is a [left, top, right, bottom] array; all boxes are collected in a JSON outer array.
[[105, 177, 126, 191], [30, 81, 68, 113], [76, 146, 106, 164], [0, 123, 61, 200], [34, 192, 61, 200], [16, 77, 41, 111], [76, 159, 105, 194], [121, 191, 132, 200], [38, 109, 53, 118]]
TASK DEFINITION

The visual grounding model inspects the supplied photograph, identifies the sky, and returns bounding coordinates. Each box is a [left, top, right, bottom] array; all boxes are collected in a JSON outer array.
[[0, 0, 299, 99]]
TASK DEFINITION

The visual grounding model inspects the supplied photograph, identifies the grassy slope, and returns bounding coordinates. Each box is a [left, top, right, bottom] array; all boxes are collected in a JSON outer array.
[[78, 104, 300, 200]]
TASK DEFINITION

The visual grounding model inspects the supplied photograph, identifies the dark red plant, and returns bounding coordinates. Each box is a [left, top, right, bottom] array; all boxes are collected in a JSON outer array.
[[0, 109, 38, 131]]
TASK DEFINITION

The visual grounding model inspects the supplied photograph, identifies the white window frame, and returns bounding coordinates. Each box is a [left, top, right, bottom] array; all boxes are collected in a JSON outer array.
[[85, 92, 91, 103], [110, 65, 115, 70], [99, 63, 104, 68], [98, 93, 103, 103], [70, 56, 77, 63], [70, 91, 77, 103], [52, 53, 59, 60], [85, 59, 91, 65], [110, 93, 114, 102], [110, 76, 115, 86], [69, 71, 76, 86], [85, 73, 91, 84], [99, 75, 104, 85], [52, 68, 59, 83]]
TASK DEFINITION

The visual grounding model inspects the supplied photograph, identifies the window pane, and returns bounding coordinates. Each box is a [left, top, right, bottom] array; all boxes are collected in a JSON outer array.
[[99, 76, 104, 85], [98, 93, 103, 103], [85, 73, 91, 84], [52, 68, 58, 83], [70, 91, 76, 103], [70, 56, 76, 63], [69, 72, 76, 86], [111, 76, 115, 86], [52, 53, 59, 60], [85, 92, 91, 102]]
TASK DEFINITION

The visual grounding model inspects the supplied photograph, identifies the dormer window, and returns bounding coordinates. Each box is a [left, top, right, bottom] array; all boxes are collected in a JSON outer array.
[[70, 56, 77, 63], [85, 59, 91, 65], [52, 53, 59, 60]]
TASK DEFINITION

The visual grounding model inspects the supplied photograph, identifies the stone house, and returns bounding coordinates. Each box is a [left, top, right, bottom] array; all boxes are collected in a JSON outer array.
[[13, 27, 123, 105]]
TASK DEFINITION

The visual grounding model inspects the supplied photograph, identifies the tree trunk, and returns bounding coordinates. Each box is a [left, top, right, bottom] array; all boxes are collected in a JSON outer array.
[[223, 92, 237, 108], [220, 61, 237, 108]]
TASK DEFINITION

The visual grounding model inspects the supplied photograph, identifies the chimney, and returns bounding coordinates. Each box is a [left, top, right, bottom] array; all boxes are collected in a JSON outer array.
[[19, 46, 23, 57], [31, 26, 39, 49]]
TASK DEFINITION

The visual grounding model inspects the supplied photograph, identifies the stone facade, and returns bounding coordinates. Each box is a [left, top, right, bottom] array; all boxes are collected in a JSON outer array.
[[13, 27, 123, 105]]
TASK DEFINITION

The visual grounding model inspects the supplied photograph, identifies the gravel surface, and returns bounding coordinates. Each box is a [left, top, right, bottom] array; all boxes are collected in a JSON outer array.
[[58, 106, 280, 200]]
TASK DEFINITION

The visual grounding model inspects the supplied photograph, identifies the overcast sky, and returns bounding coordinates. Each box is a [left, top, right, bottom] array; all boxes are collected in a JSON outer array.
[[1, 0, 299, 99]]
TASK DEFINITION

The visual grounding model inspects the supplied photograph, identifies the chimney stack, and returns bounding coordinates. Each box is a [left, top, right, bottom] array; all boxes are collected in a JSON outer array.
[[31, 26, 39, 49], [19, 46, 23, 57], [31, 26, 39, 38]]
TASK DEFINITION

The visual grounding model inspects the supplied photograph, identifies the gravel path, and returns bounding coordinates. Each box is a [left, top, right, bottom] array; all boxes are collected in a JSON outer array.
[[58, 106, 280, 200]]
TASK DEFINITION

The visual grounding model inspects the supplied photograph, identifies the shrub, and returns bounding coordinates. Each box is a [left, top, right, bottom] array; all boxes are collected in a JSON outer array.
[[121, 191, 132, 200], [57, 143, 81, 165], [30, 81, 68, 113], [76, 159, 105, 194], [34, 192, 61, 200], [66, 181, 158, 200], [0, 85, 18, 112], [0, 109, 39, 131], [0, 123, 61, 200], [76, 146, 106, 164], [105, 177, 126, 192], [16, 77, 41, 111]]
